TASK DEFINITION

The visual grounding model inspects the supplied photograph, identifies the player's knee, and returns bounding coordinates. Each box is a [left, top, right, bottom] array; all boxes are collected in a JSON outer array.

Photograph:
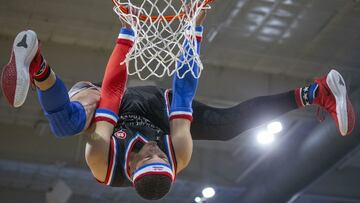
[[46, 101, 87, 138]]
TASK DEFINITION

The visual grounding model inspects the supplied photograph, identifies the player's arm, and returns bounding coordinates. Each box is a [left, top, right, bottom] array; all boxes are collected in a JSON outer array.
[[85, 24, 135, 180], [170, 9, 206, 173]]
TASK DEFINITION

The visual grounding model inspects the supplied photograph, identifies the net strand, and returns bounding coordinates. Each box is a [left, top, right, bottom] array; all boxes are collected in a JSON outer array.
[[114, 0, 209, 80]]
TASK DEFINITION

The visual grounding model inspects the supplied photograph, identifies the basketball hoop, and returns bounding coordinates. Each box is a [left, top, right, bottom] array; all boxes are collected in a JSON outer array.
[[112, 0, 214, 80]]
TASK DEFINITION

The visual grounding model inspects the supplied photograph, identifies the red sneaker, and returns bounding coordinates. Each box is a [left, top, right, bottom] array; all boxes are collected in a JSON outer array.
[[314, 69, 355, 136], [1, 30, 39, 107]]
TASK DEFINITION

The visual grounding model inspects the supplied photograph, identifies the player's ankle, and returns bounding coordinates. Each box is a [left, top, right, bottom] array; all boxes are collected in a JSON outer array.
[[34, 70, 57, 91], [29, 51, 56, 91], [295, 83, 319, 107], [32, 54, 51, 82]]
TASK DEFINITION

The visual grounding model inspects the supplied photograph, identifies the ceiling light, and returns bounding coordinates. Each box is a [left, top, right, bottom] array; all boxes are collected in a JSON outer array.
[[257, 131, 275, 145], [195, 196, 202, 203], [202, 187, 215, 198], [267, 121, 283, 134]]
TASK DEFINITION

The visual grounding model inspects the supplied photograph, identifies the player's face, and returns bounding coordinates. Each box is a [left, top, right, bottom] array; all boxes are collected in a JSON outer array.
[[135, 141, 170, 169]]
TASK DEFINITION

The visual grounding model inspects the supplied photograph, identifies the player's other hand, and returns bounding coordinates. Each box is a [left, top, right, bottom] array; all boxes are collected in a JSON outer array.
[[184, 3, 208, 26], [196, 8, 208, 26], [119, 17, 131, 29], [119, 6, 140, 29]]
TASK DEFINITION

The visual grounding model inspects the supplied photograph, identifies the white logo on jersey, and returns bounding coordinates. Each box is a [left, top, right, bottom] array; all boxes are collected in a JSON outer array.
[[114, 131, 126, 139]]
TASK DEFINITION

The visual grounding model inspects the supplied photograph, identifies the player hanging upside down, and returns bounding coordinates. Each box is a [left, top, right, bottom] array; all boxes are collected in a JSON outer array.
[[0, 8, 356, 200]]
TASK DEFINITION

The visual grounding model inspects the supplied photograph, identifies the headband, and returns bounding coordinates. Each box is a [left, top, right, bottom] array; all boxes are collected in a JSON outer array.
[[132, 163, 175, 184]]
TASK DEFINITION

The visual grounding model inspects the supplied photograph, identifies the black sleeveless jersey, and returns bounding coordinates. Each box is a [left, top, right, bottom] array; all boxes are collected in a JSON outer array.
[[97, 86, 177, 187], [119, 86, 172, 134]]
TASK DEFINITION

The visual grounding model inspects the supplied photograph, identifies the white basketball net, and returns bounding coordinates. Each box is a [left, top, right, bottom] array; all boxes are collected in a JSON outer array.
[[113, 0, 210, 80]]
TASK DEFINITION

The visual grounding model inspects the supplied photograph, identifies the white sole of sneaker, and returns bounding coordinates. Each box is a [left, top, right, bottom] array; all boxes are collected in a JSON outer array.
[[326, 69, 348, 136], [13, 30, 38, 107]]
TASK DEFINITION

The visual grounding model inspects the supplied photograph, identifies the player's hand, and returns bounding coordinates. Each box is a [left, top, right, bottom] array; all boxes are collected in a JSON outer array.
[[195, 8, 208, 26], [119, 6, 140, 29], [184, 3, 208, 26], [119, 17, 131, 29]]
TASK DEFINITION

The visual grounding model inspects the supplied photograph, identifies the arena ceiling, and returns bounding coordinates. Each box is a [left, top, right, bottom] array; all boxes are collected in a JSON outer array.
[[0, 0, 360, 203]]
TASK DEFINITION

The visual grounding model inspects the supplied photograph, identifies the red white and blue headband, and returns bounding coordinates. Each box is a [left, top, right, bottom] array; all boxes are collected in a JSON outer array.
[[132, 163, 175, 184]]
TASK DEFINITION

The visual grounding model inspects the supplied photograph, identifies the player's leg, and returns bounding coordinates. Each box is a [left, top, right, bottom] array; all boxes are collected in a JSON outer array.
[[191, 90, 297, 141], [191, 69, 355, 140], [1, 30, 88, 137]]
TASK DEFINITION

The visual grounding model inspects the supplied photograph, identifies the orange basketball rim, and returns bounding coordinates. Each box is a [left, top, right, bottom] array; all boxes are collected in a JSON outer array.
[[112, 0, 215, 21]]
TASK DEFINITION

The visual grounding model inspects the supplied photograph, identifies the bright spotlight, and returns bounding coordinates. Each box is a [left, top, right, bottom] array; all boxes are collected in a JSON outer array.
[[202, 187, 215, 198], [256, 131, 275, 145], [267, 121, 283, 134], [195, 196, 202, 203]]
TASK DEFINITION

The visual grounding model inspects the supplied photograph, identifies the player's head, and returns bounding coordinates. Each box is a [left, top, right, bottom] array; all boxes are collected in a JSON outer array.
[[132, 141, 175, 200]]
